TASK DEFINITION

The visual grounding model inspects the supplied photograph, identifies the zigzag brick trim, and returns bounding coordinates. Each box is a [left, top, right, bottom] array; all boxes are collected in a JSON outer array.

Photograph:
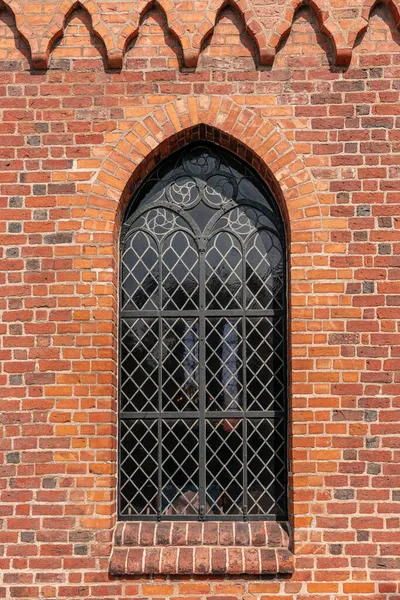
[[109, 522, 294, 575], [2, 0, 400, 69]]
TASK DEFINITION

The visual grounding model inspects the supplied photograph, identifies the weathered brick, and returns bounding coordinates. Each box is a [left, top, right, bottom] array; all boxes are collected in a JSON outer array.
[[0, 3, 398, 598]]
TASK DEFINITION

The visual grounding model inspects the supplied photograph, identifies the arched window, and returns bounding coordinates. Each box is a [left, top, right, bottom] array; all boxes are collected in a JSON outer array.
[[119, 143, 287, 521]]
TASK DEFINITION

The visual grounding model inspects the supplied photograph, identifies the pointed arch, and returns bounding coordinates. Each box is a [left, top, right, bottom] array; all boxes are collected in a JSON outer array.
[[48, 2, 108, 65], [198, 0, 261, 67], [117, 140, 289, 526], [266, 0, 348, 66], [83, 96, 324, 241], [118, 0, 185, 68], [349, 0, 400, 50], [361, 0, 400, 27], [29, 0, 111, 69], [0, 0, 33, 64], [78, 98, 325, 539]]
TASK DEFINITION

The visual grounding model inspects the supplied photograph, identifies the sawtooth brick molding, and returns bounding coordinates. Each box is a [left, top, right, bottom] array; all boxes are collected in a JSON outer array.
[[2, 0, 400, 68]]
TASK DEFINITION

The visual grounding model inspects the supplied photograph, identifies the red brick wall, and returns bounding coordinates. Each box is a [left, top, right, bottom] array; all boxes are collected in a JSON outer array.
[[1, 2, 400, 599]]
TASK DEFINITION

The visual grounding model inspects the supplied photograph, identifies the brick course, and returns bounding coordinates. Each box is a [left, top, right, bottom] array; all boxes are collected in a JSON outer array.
[[0, 1, 400, 599]]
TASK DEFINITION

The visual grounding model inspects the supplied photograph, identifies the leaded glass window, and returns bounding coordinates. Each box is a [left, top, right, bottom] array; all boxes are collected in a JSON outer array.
[[119, 143, 287, 521]]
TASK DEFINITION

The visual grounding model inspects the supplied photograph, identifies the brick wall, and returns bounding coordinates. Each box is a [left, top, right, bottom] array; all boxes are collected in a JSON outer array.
[[1, 1, 400, 599]]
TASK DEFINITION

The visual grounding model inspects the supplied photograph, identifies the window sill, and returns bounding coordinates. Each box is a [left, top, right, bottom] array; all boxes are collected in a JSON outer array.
[[109, 521, 294, 576]]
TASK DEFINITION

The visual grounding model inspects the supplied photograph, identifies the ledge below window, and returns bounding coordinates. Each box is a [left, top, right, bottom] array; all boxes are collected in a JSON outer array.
[[109, 521, 294, 576]]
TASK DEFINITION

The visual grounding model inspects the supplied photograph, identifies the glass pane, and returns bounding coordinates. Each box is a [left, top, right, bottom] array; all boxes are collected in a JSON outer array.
[[247, 418, 286, 516], [246, 317, 285, 411], [119, 419, 158, 516], [202, 173, 238, 207], [182, 145, 220, 178], [205, 317, 243, 411], [161, 419, 199, 516], [206, 419, 243, 515], [120, 318, 159, 412], [121, 231, 158, 311], [168, 176, 200, 208], [246, 230, 284, 309], [162, 231, 199, 310], [205, 232, 242, 310], [141, 207, 181, 237], [161, 318, 199, 411], [214, 206, 277, 237]]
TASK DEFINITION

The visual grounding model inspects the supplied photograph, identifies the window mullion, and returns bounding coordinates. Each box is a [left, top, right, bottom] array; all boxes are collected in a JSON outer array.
[[157, 240, 163, 520], [242, 240, 248, 520], [199, 246, 206, 520]]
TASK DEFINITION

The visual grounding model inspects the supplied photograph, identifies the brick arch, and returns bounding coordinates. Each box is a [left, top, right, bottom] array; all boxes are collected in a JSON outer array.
[[0, 0, 34, 59], [33, 0, 111, 69], [351, 0, 400, 48], [84, 96, 323, 241], [81, 96, 320, 530], [267, 0, 349, 66]]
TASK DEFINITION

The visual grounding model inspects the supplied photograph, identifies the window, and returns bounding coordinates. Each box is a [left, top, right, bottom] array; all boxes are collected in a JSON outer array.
[[119, 143, 287, 521]]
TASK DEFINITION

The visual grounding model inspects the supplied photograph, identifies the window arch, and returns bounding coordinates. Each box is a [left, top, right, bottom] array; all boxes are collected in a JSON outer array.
[[119, 142, 287, 521]]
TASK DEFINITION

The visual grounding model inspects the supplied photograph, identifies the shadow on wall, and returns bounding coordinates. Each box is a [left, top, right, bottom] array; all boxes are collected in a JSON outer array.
[[275, 6, 335, 69], [49, 7, 108, 70], [124, 8, 183, 70], [198, 6, 258, 70], [353, 3, 400, 53], [1, 0, 400, 72], [0, 2, 30, 65]]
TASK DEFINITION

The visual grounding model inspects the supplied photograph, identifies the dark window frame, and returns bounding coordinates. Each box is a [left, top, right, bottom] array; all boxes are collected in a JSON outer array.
[[118, 142, 288, 521]]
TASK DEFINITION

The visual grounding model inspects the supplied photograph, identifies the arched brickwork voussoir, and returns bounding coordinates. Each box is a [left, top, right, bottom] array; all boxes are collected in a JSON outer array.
[[84, 96, 324, 241], [80, 96, 323, 532]]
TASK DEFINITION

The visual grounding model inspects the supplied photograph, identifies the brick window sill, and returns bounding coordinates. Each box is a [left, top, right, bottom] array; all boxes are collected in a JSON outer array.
[[109, 521, 294, 576]]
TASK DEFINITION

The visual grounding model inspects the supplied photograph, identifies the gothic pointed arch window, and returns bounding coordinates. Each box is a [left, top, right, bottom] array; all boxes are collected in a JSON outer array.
[[119, 142, 288, 521]]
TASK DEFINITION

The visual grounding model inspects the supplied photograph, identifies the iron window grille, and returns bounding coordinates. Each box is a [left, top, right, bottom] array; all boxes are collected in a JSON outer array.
[[119, 142, 288, 521]]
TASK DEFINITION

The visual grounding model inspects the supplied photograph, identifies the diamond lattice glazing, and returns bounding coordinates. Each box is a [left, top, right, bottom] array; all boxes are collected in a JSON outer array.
[[119, 142, 287, 520]]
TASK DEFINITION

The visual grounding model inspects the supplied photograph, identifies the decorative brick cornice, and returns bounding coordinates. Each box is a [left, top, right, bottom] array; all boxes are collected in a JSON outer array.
[[109, 521, 294, 575], [2, 0, 400, 69]]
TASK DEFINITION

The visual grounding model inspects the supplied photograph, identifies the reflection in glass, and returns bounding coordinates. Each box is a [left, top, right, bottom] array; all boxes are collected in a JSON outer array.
[[162, 231, 199, 310], [162, 419, 199, 516], [246, 317, 285, 411], [206, 318, 243, 411], [121, 231, 158, 311], [120, 419, 158, 516], [247, 419, 286, 515], [206, 232, 242, 310], [120, 319, 159, 412], [206, 419, 243, 515], [246, 230, 283, 310], [162, 319, 199, 411]]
